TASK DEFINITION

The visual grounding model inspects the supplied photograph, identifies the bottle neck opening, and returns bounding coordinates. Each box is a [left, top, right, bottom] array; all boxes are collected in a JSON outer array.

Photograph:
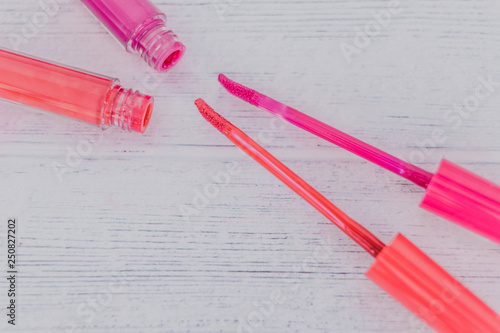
[[129, 20, 186, 73], [102, 85, 154, 133]]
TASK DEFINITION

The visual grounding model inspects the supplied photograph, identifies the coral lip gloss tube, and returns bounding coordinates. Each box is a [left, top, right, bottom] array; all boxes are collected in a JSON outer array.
[[82, 0, 186, 73], [0, 48, 153, 133]]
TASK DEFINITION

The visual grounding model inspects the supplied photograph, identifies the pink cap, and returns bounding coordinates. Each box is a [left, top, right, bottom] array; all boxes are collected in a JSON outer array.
[[366, 233, 500, 333], [420, 159, 500, 244]]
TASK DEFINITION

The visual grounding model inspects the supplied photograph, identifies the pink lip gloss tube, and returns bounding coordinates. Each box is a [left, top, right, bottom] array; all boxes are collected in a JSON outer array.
[[0, 48, 154, 133], [81, 0, 186, 73]]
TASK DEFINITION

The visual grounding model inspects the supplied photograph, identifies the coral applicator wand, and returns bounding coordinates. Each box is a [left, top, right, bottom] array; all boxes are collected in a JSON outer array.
[[195, 98, 500, 332], [218, 74, 500, 244]]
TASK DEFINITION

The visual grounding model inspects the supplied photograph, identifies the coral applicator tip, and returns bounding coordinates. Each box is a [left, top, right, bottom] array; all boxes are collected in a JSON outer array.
[[195, 98, 230, 133]]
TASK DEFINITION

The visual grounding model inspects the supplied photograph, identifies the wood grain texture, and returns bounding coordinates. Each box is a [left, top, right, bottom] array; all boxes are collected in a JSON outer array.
[[0, 1, 499, 332]]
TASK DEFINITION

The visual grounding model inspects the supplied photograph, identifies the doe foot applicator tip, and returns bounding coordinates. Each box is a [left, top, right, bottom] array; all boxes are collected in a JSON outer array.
[[195, 99, 227, 133], [218, 74, 259, 106]]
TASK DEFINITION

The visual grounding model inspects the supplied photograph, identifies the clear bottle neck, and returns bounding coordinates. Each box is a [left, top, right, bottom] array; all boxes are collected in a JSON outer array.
[[127, 18, 186, 73], [102, 84, 154, 133]]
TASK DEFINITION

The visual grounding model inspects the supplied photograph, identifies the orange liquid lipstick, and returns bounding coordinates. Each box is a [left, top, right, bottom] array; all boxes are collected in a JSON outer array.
[[0, 48, 154, 133], [195, 98, 500, 333]]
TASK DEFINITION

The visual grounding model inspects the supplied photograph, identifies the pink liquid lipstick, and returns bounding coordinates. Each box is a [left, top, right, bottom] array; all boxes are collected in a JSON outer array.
[[218, 74, 500, 244], [82, 0, 185, 72]]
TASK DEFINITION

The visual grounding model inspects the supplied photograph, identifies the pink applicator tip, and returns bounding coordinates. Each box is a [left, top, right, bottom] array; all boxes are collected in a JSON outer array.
[[218, 74, 259, 106]]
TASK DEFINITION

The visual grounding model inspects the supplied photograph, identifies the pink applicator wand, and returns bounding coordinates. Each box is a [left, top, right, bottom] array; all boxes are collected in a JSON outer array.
[[218, 74, 500, 244], [195, 98, 500, 333]]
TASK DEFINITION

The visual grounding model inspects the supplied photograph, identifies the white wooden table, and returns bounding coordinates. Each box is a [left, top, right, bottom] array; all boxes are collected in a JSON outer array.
[[1, 1, 499, 332]]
